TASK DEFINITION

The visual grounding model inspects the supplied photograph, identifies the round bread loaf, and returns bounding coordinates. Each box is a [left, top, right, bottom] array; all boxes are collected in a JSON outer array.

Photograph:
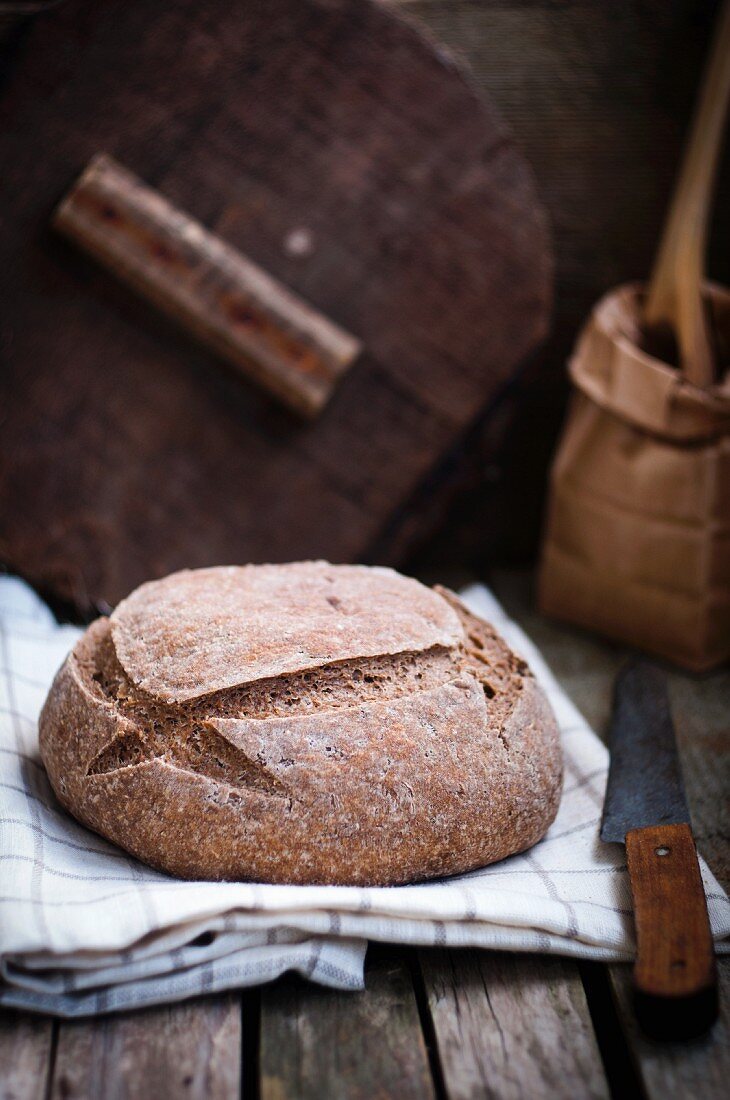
[[39, 563, 562, 885]]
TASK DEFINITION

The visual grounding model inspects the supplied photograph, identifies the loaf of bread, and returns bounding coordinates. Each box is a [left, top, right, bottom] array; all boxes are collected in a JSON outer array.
[[39, 563, 562, 885]]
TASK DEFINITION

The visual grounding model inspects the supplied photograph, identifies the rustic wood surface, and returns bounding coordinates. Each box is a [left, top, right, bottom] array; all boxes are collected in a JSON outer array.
[[0, 1011, 53, 1100], [1, 569, 727, 1100], [610, 961, 730, 1099], [419, 949, 610, 1099], [260, 948, 435, 1100], [49, 995, 241, 1100], [0, 0, 550, 613]]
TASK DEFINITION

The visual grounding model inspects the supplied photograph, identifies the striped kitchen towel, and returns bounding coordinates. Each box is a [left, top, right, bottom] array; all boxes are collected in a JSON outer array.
[[1, 575, 728, 1016]]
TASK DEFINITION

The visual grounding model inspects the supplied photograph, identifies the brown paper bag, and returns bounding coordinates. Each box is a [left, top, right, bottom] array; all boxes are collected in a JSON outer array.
[[539, 282, 730, 672]]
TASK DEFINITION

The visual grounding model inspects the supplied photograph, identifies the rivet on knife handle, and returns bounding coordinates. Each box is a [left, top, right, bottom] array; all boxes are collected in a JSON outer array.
[[626, 821, 718, 1040], [53, 154, 362, 418]]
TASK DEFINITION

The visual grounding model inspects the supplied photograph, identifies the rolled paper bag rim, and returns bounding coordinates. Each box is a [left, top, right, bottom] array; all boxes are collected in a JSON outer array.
[[568, 281, 730, 442]]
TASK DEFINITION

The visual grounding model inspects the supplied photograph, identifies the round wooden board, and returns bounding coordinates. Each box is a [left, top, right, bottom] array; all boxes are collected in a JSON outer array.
[[0, 0, 551, 612]]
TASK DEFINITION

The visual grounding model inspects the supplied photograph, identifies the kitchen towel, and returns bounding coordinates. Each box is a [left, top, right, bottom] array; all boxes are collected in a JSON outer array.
[[1, 575, 728, 1017]]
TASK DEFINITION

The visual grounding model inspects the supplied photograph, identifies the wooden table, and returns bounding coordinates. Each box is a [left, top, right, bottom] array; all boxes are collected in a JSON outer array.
[[1, 571, 728, 1099]]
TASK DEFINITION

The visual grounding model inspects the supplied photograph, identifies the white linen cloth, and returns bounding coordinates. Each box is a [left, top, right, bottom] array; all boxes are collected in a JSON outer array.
[[1, 575, 728, 1017]]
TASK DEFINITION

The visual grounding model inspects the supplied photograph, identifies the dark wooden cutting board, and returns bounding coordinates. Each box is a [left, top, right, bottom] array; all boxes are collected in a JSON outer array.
[[0, 0, 551, 614]]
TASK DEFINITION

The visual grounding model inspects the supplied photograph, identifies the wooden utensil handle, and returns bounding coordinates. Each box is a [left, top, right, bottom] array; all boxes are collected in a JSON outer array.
[[54, 154, 362, 418], [626, 822, 718, 1039], [644, 0, 730, 388]]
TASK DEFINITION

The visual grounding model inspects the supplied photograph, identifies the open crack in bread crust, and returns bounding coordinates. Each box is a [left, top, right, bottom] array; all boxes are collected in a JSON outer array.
[[39, 564, 562, 886]]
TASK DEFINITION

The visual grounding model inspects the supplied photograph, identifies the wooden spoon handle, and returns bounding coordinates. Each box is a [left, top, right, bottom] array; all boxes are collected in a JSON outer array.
[[626, 822, 718, 1040], [645, 1, 730, 388]]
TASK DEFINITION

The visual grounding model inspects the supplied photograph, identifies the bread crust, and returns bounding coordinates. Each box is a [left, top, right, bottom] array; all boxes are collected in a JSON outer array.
[[39, 564, 562, 885]]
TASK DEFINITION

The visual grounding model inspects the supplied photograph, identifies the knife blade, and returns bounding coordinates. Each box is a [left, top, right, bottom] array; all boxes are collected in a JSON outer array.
[[602, 659, 718, 1040]]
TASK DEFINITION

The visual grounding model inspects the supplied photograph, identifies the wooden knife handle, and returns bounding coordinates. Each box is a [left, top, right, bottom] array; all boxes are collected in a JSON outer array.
[[626, 822, 718, 1039]]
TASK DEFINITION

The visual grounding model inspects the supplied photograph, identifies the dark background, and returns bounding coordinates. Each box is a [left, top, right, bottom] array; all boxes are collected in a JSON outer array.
[[402, 0, 730, 571], [1, 0, 728, 600]]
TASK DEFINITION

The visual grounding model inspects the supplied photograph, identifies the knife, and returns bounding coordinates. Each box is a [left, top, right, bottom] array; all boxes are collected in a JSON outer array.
[[601, 659, 718, 1040]]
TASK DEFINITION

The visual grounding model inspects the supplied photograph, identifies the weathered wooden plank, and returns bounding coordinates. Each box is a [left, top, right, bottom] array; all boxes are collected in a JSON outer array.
[[0, 1012, 54, 1100], [666, 666, 730, 892], [260, 947, 435, 1100], [420, 949, 609, 1100], [49, 996, 241, 1100], [610, 957, 730, 1097]]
